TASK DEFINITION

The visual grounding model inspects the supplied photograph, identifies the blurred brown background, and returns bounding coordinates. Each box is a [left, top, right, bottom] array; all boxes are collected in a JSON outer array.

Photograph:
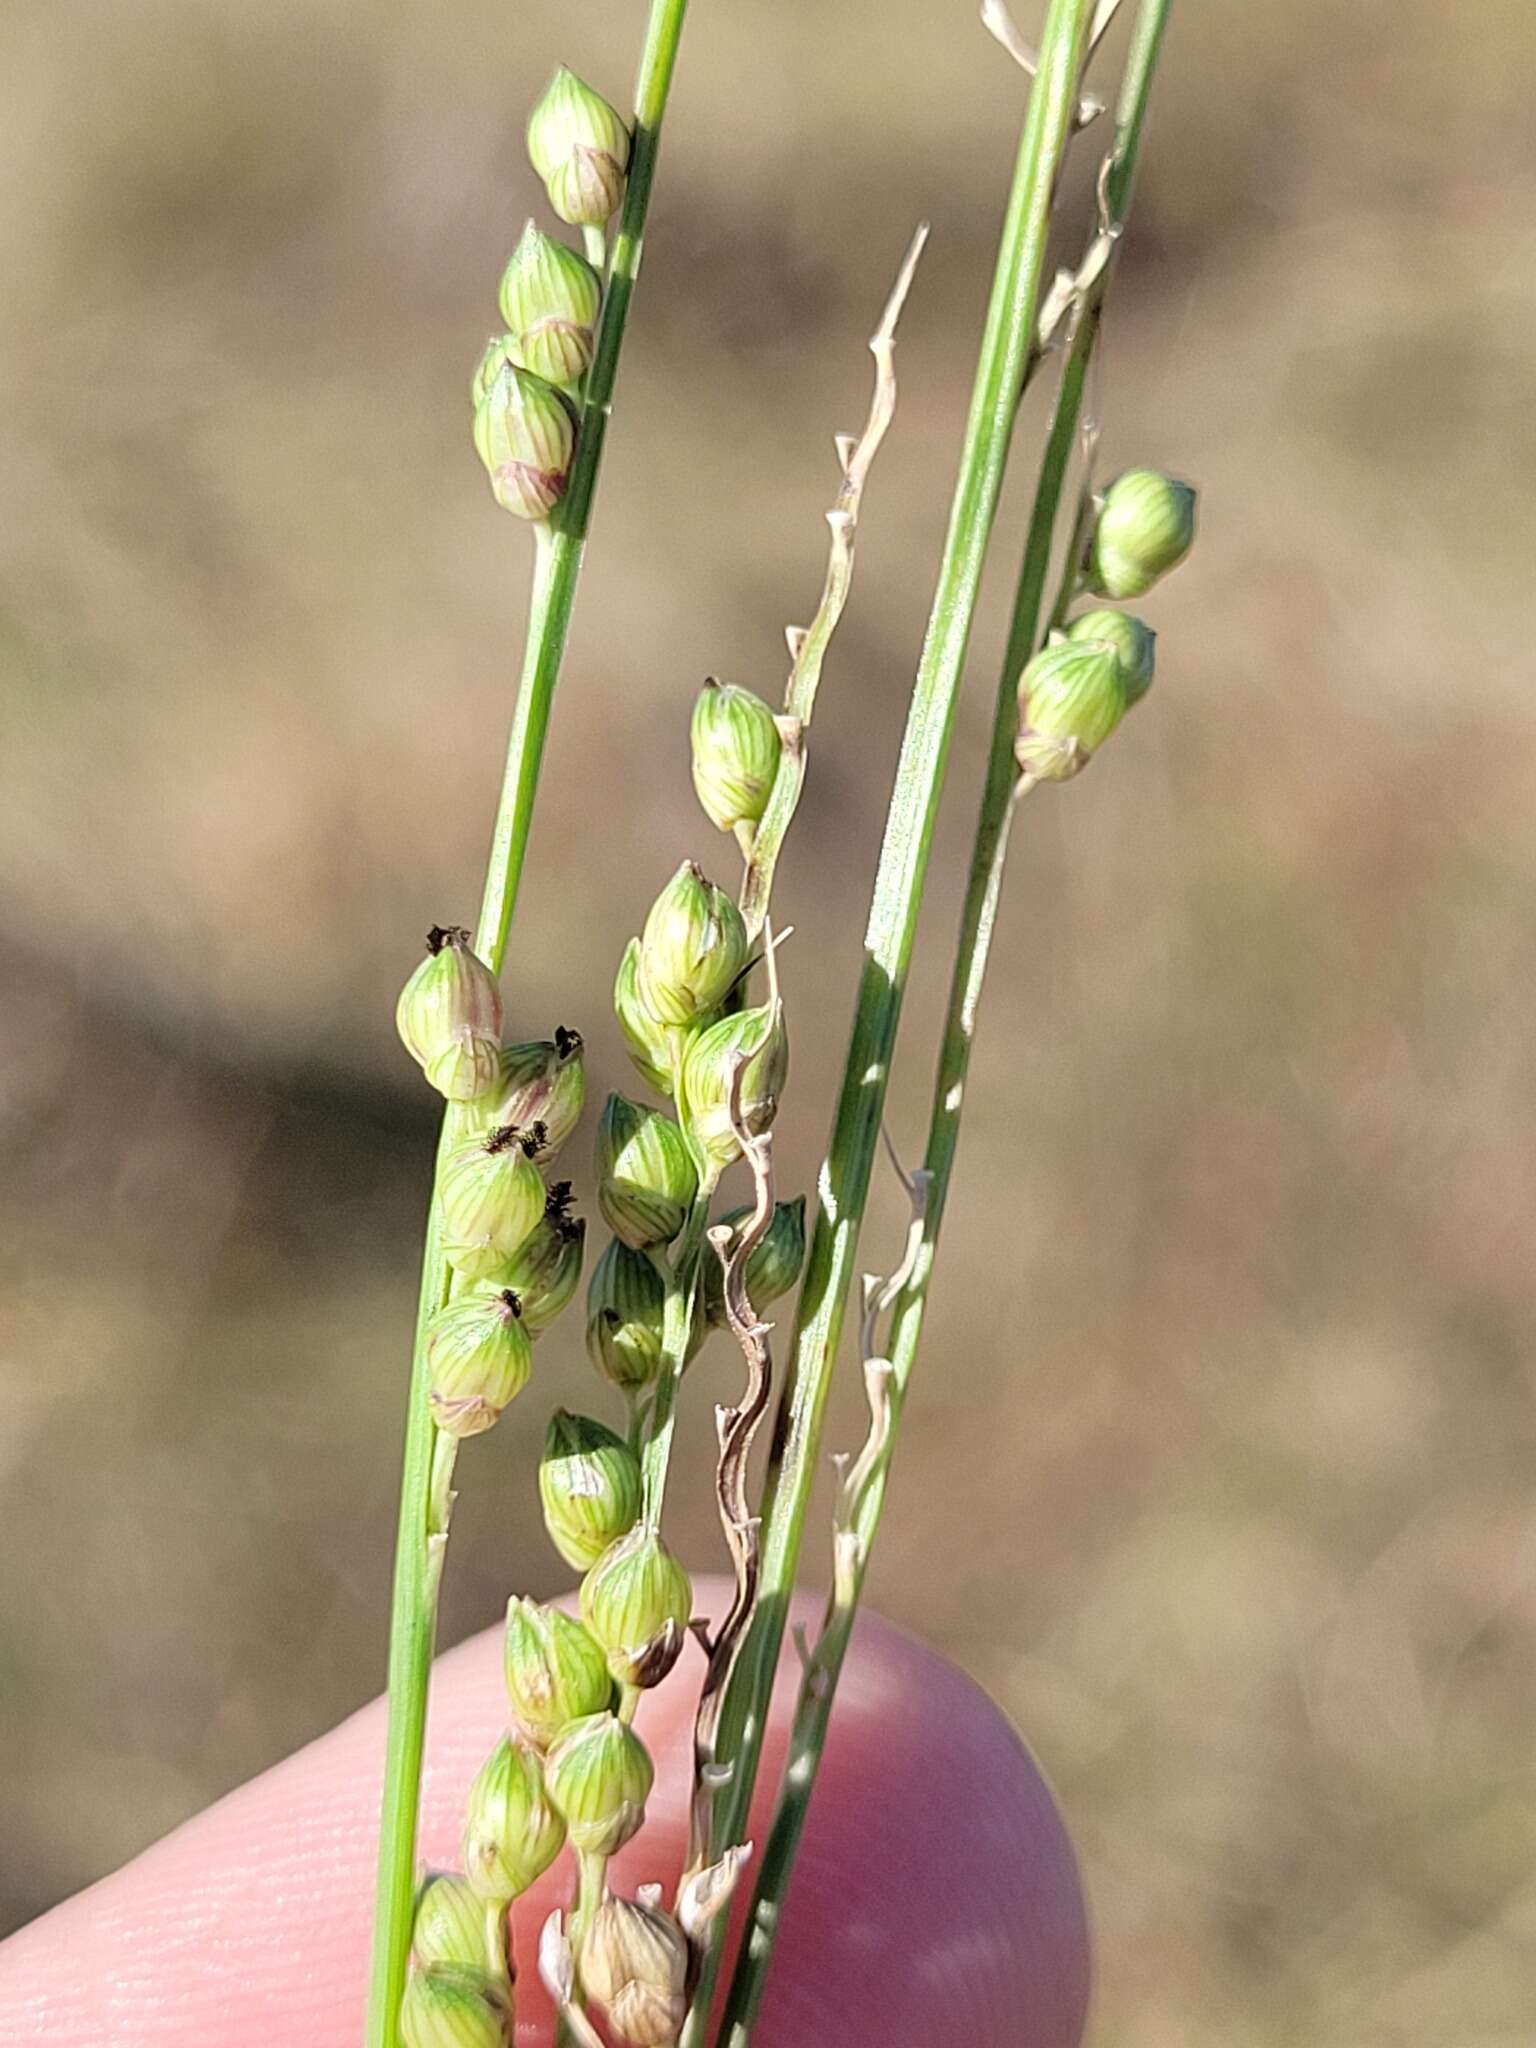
[[3, 0, 1535, 2040]]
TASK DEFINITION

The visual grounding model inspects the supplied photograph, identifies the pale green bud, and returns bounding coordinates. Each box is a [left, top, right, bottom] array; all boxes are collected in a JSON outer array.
[[585, 1237, 666, 1392], [1086, 467, 1197, 599], [469, 334, 519, 409], [1065, 607, 1156, 706], [496, 1185, 584, 1333], [614, 938, 674, 1097], [400, 1968, 512, 2048], [472, 361, 574, 522], [504, 1595, 615, 1746], [595, 1093, 698, 1250], [679, 1004, 788, 1177], [1014, 637, 1130, 783], [440, 1125, 546, 1281], [543, 1710, 653, 1857], [462, 1734, 566, 1903], [539, 1409, 642, 1571], [412, 1874, 487, 1974], [526, 68, 630, 228], [636, 861, 748, 1030], [424, 1287, 532, 1437], [690, 679, 782, 837], [580, 1525, 692, 1690], [498, 222, 601, 391], [702, 1194, 806, 1328], [468, 1028, 586, 1162], [581, 1892, 690, 2048], [397, 927, 504, 1103]]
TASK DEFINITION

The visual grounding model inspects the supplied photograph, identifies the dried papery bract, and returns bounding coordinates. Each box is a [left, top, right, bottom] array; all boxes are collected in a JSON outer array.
[[701, 1194, 806, 1328], [581, 1891, 690, 2047]]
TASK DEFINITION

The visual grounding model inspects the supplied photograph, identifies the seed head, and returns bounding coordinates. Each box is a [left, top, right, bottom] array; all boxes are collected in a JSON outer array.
[[498, 222, 602, 391], [396, 928, 503, 1103], [1086, 467, 1196, 599], [1065, 606, 1156, 705], [543, 1710, 653, 1857], [424, 1287, 532, 1437], [585, 1237, 667, 1393], [580, 1525, 692, 1690], [504, 1595, 615, 1748], [471, 360, 575, 522], [635, 861, 748, 1030], [595, 1092, 698, 1250], [527, 67, 631, 228], [690, 679, 782, 837], [462, 1733, 566, 1903], [538, 1409, 643, 1572], [679, 1003, 788, 1178], [1014, 636, 1131, 783]]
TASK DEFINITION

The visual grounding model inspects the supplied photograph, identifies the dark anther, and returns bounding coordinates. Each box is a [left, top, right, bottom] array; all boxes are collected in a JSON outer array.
[[499, 1289, 524, 1318], [426, 924, 472, 955], [484, 1124, 521, 1155], [519, 1120, 549, 1157], [554, 1025, 583, 1060]]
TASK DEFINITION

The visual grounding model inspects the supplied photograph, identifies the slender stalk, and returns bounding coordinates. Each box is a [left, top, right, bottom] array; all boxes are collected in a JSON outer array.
[[364, 11, 691, 2044], [680, 6, 1098, 2039], [715, 6, 1174, 2038]]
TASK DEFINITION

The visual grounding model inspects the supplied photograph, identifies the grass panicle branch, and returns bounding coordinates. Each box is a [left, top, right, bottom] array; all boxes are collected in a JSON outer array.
[[365, 8, 691, 2044], [714, 3, 1175, 2033], [679, 3, 1102, 2037]]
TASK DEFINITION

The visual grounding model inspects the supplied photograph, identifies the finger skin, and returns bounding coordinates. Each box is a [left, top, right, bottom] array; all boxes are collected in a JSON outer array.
[[0, 1581, 1089, 2045]]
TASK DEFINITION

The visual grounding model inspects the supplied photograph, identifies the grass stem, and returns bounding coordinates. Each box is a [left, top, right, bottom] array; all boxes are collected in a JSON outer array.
[[678, 4, 1100, 2039], [363, 9, 691, 2042], [712, 7, 1174, 2038]]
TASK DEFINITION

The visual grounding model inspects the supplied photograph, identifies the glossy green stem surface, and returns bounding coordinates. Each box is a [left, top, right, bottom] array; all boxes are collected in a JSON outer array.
[[679, 4, 1100, 2041], [364, 10, 691, 2043], [714, 5, 1175, 2040]]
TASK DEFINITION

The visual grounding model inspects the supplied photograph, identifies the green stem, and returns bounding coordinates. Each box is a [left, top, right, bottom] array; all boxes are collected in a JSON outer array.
[[680, 6, 1098, 2041], [639, 1193, 710, 1529], [713, 7, 1175, 2040], [364, 11, 690, 2046]]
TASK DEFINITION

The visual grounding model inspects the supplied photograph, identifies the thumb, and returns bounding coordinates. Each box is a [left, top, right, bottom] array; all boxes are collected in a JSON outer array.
[[0, 1579, 1089, 2046]]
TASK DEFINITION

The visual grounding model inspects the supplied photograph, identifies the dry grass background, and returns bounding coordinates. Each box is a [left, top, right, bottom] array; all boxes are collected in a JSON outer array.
[[3, 1, 1536, 2041]]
